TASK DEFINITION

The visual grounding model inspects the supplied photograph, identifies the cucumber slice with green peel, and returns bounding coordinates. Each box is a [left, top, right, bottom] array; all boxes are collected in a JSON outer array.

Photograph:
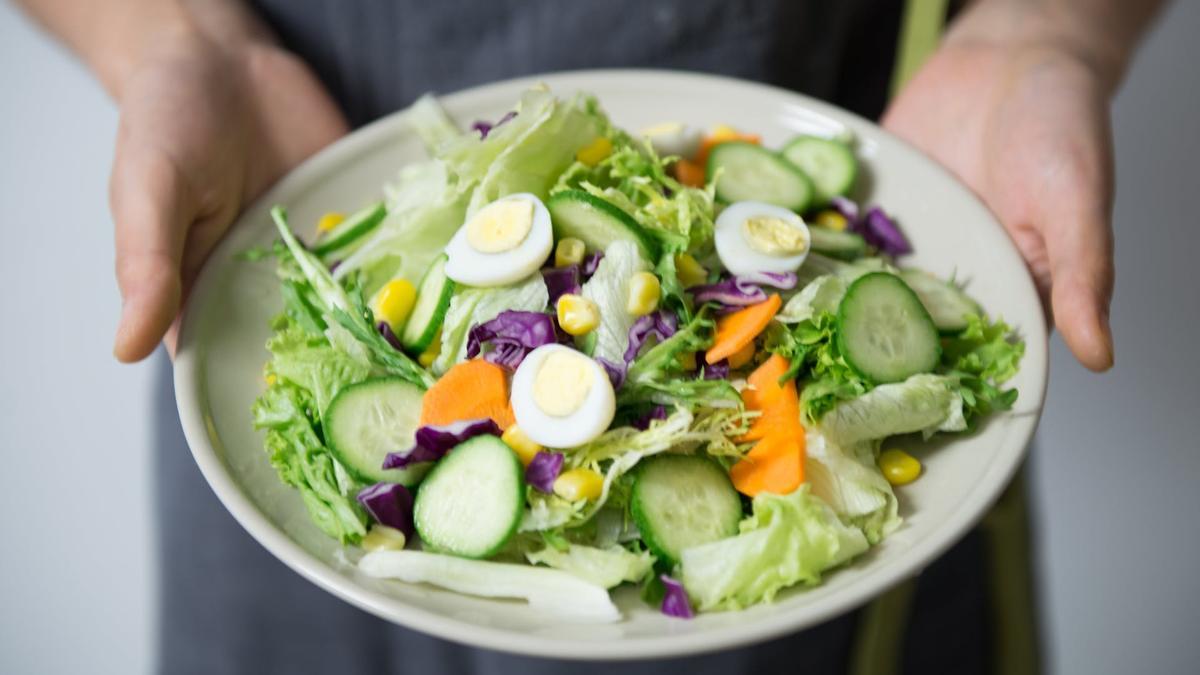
[[413, 435, 524, 559], [808, 226, 868, 260], [546, 190, 659, 261], [400, 253, 454, 354], [836, 272, 941, 384], [707, 141, 814, 212], [325, 377, 428, 486], [311, 202, 387, 257], [781, 136, 858, 205], [630, 455, 742, 568], [898, 269, 981, 334]]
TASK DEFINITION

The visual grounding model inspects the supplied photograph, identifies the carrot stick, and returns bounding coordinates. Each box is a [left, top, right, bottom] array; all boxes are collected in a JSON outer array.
[[730, 433, 805, 497], [705, 294, 781, 364], [673, 158, 707, 188], [420, 359, 515, 430]]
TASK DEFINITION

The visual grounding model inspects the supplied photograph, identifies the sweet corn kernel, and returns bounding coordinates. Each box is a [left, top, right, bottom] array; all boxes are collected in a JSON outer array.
[[576, 137, 613, 166], [728, 340, 756, 369], [626, 272, 662, 316], [677, 351, 698, 371], [501, 425, 543, 466], [373, 279, 418, 331], [265, 373, 277, 386], [361, 524, 407, 552], [553, 468, 604, 501], [317, 212, 346, 233], [417, 328, 442, 368], [814, 210, 848, 231], [555, 237, 586, 267], [674, 253, 709, 287], [879, 449, 922, 486], [557, 293, 600, 336], [710, 124, 741, 141]]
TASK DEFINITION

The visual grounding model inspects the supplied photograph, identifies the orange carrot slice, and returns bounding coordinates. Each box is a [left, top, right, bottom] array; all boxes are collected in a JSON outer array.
[[737, 380, 799, 443], [742, 354, 791, 411], [695, 131, 762, 167], [730, 433, 805, 497], [706, 294, 781, 365], [420, 359, 515, 430], [673, 158, 707, 188]]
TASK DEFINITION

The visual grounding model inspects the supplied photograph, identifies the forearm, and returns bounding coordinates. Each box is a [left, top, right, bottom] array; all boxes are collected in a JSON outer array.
[[13, 0, 272, 99], [948, 0, 1168, 94]]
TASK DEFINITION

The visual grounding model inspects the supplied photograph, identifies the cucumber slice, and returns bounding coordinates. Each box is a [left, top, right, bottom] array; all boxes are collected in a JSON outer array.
[[311, 202, 387, 257], [808, 226, 868, 260], [898, 269, 981, 334], [413, 435, 524, 559], [400, 253, 455, 354], [836, 272, 941, 384], [325, 377, 428, 486], [546, 190, 659, 261], [630, 455, 742, 568], [707, 141, 813, 212], [781, 136, 858, 205]]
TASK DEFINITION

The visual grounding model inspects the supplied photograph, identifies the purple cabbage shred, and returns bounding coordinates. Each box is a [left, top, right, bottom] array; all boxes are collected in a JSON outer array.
[[703, 360, 730, 380], [830, 197, 911, 256], [381, 418, 500, 469], [690, 272, 796, 309], [466, 310, 558, 370], [542, 265, 582, 304], [631, 405, 668, 430], [377, 321, 404, 351], [356, 483, 415, 538], [660, 574, 694, 619], [582, 251, 604, 278], [597, 357, 626, 390], [525, 452, 565, 493], [471, 110, 517, 139], [624, 310, 678, 363]]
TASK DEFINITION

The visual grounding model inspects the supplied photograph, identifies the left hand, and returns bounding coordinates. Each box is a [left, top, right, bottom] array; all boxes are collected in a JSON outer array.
[[884, 23, 1117, 371]]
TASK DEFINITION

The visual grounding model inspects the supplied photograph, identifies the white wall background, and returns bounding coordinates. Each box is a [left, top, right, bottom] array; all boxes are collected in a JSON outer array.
[[0, 2, 1196, 673]]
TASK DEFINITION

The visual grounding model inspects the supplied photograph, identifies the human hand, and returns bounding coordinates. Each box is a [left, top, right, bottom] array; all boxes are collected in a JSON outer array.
[[109, 25, 347, 361], [883, 6, 1132, 372]]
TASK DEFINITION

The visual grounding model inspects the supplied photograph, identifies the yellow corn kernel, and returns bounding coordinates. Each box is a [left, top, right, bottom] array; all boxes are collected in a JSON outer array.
[[674, 253, 708, 288], [879, 449, 922, 486], [373, 279, 418, 331], [553, 468, 605, 501], [555, 237, 586, 267], [728, 340, 756, 369], [501, 425, 544, 466], [317, 212, 346, 233], [710, 124, 741, 141], [360, 524, 407, 552], [576, 137, 613, 166], [626, 272, 662, 316], [417, 328, 442, 368], [265, 373, 277, 386], [556, 293, 600, 336], [814, 210, 848, 231], [677, 351, 698, 371]]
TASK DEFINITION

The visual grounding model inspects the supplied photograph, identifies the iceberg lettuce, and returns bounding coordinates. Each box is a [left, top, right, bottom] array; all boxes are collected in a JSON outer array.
[[805, 429, 900, 544], [580, 240, 650, 367], [680, 485, 868, 611], [820, 373, 966, 445], [525, 544, 654, 588], [432, 274, 549, 374]]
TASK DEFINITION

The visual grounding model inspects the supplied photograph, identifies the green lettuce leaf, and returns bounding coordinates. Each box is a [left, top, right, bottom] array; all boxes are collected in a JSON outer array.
[[252, 383, 367, 543], [680, 485, 869, 611], [804, 429, 900, 544], [940, 314, 1025, 420], [620, 307, 741, 410], [265, 323, 371, 421], [820, 373, 966, 445], [580, 240, 650, 367], [525, 544, 655, 588], [432, 273, 549, 374]]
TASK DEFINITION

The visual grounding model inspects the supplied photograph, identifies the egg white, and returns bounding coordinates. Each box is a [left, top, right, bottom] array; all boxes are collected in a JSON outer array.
[[640, 122, 703, 159], [510, 344, 616, 448], [444, 193, 554, 287], [714, 200, 812, 276]]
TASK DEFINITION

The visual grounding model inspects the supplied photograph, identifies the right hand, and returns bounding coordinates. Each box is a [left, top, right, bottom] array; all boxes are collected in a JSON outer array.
[[110, 27, 347, 362]]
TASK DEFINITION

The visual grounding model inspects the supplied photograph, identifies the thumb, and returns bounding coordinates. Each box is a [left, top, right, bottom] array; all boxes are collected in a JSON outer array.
[[110, 135, 191, 362]]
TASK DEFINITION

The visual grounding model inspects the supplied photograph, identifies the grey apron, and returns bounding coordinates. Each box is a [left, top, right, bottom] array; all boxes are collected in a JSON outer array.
[[154, 1, 1032, 672]]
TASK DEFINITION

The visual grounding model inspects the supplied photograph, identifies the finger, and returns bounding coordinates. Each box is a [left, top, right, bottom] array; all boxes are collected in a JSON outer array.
[[110, 134, 192, 363], [1040, 191, 1115, 372]]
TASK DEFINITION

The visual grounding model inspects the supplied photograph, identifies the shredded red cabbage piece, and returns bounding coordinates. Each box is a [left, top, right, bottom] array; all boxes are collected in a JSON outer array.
[[631, 405, 668, 430], [470, 110, 517, 139], [597, 357, 626, 389], [381, 418, 500, 469], [356, 483, 415, 539], [830, 197, 911, 256], [582, 251, 604, 278], [660, 574, 694, 619], [690, 272, 795, 308], [525, 451, 565, 493], [702, 360, 730, 380], [466, 310, 558, 370], [624, 310, 679, 363], [542, 265, 582, 304], [377, 321, 404, 351]]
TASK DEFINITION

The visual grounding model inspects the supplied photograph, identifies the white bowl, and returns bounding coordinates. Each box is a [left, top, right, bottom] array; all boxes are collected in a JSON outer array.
[[174, 69, 1048, 660]]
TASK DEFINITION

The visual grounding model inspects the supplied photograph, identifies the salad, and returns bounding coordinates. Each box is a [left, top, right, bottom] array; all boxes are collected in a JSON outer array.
[[251, 87, 1024, 622]]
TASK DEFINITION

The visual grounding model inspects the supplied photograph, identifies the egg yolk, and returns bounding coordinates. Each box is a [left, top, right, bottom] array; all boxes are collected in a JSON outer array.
[[466, 199, 534, 253], [741, 215, 807, 256], [532, 351, 594, 417]]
